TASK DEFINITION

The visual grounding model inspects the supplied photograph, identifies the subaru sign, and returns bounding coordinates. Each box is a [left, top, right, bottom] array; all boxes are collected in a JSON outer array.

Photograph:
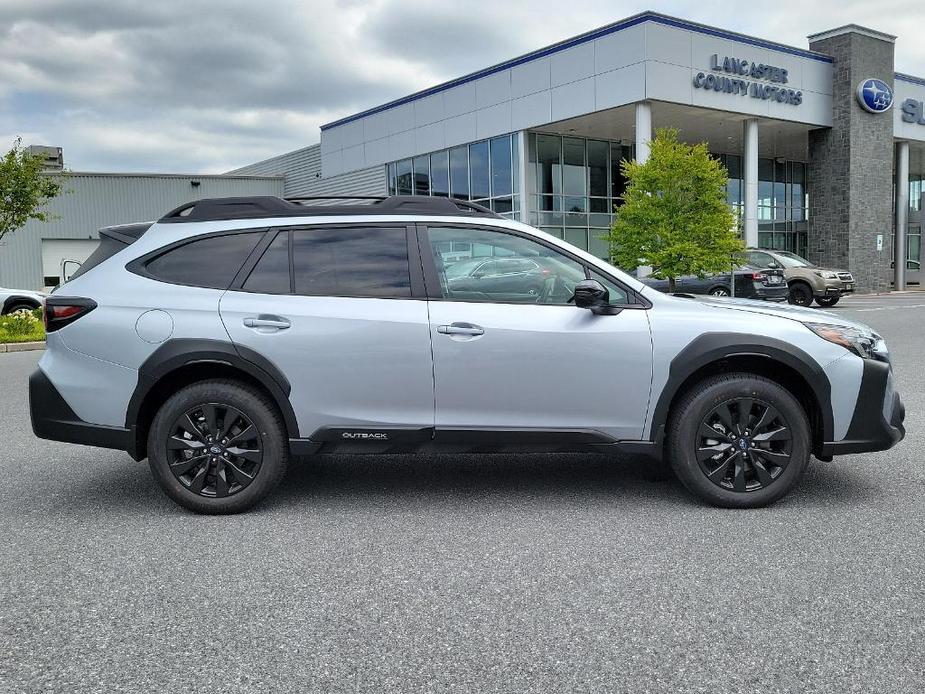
[[856, 78, 894, 113]]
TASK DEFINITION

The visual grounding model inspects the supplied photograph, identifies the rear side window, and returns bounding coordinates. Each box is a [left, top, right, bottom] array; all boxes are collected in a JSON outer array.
[[243, 232, 290, 294], [291, 227, 411, 298], [145, 232, 263, 289]]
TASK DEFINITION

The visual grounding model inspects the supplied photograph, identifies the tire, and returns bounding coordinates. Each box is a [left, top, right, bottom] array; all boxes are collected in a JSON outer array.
[[815, 296, 840, 307], [709, 286, 730, 297], [3, 302, 37, 315], [667, 373, 810, 508], [788, 282, 813, 307], [147, 379, 288, 514]]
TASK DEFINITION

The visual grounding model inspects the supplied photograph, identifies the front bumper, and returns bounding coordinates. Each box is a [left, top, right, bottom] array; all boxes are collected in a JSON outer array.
[[29, 368, 139, 458], [818, 277, 854, 297], [820, 358, 905, 456]]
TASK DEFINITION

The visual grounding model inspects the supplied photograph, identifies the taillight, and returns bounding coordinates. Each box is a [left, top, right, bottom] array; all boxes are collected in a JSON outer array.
[[44, 297, 97, 333], [748, 272, 764, 281]]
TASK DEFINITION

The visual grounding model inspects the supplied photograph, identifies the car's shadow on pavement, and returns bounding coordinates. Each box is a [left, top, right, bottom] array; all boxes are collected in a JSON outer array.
[[54, 450, 876, 516]]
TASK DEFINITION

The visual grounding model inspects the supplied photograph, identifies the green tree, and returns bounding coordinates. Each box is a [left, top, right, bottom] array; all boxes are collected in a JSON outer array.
[[607, 128, 741, 292], [0, 139, 62, 244]]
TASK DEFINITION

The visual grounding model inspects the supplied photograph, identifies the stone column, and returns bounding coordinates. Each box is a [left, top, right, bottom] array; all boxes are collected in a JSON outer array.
[[807, 26, 896, 292], [743, 119, 759, 248], [635, 101, 652, 163]]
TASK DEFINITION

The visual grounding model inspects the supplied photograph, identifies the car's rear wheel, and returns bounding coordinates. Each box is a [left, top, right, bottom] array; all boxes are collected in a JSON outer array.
[[148, 379, 287, 514], [788, 282, 813, 307], [667, 373, 810, 508], [709, 286, 730, 296], [815, 296, 840, 307]]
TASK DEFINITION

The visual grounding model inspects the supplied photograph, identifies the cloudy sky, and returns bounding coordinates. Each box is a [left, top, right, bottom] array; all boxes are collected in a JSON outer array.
[[3, 0, 923, 173]]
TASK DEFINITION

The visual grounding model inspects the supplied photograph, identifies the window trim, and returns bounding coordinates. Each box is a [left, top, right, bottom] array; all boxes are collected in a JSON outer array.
[[416, 222, 650, 309], [225, 222, 426, 300], [127, 227, 270, 290]]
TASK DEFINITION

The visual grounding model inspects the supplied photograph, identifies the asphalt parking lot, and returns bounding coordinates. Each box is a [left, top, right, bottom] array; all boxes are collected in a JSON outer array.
[[1, 293, 923, 693]]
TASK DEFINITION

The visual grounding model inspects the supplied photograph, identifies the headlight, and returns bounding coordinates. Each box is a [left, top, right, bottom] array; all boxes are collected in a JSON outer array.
[[804, 322, 878, 359], [814, 271, 839, 279]]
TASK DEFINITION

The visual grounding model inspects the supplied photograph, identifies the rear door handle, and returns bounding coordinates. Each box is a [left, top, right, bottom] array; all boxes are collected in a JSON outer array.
[[243, 316, 291, 330], [437, 323, 484, 336]]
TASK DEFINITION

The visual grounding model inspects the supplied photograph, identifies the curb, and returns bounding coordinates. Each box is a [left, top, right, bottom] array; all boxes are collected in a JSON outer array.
[[0, 341, 46, 353]]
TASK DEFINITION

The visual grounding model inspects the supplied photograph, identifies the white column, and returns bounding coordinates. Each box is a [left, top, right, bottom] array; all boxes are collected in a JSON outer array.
[[895, 141, 909, 291], [515, 130, 529, 224], [743, 119, 759, 248], [635, 101, 652, 163]]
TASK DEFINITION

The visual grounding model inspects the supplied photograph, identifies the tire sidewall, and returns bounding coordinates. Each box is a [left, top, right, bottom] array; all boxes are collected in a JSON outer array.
[[669, 375, 810, 508], [788, 283, 813, 306], [148, 381, 287, 514]]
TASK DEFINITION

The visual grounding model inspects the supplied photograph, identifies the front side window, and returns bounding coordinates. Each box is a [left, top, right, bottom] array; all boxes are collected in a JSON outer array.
[[292, 227, 411, 298], [427, 226, 629, 306], [144, 232, 263, 289], [243, 231, 290, 294]]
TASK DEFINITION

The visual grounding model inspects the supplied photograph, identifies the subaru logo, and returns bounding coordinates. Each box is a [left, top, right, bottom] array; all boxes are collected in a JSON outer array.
[[210, 445, 222, 454], [856, 78, 893, 113], [739, 439, 748, 450]]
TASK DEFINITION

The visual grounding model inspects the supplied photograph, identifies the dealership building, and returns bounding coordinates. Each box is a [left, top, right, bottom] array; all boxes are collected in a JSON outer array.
[[5, 11, 925, 292], [232, 11, 925, 291]]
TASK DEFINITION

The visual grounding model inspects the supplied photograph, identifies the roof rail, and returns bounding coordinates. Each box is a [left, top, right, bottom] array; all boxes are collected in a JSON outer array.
[[158, 195, 502, 223]]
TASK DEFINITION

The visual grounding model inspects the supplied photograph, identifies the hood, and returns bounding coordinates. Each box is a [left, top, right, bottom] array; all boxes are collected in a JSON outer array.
[[675, 294, 874, 334]]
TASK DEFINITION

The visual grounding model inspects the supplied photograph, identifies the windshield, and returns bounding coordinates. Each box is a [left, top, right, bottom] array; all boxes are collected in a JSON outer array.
[[773, 251, 815, 268]]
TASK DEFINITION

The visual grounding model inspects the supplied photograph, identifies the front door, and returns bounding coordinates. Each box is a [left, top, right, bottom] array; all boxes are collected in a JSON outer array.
[[220, 225, 435, 441], [421, 224, 653, 442]]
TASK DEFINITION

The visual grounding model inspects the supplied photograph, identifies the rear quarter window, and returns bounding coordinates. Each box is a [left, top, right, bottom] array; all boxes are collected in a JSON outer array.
[[143, 232, 264, 289]]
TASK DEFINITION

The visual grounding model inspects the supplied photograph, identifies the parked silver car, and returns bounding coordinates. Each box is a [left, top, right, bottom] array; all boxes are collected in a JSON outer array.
[[0, 287, 46, 314], [30, 196, 905, 513]]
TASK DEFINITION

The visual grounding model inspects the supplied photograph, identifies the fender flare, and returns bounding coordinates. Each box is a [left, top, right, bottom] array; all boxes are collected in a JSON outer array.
[[648, 332, 834, 443], [125, 338, 299, 438]]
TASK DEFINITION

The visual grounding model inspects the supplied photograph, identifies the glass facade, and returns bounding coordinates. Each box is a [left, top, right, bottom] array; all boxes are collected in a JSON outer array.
[[756, 158, 809, 256], [528, 132, 633, 259], [389, 130, 811, 260], [386, 134, 520, 218]]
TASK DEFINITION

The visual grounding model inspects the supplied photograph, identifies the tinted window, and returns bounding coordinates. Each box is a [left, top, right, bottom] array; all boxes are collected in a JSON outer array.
[[292, 227, 411, 298], [449, 146, 469, 200], [243, 232, 290, 294], [428, 226, 586, 305], [146, 232, 262, 289], [431, 150, 449, 197], [413, 156, 430, 196], [469, 141, 490, 200]]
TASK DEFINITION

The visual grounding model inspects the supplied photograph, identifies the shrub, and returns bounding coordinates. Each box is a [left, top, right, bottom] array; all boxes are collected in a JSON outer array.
[[1, 308, 42, 338]]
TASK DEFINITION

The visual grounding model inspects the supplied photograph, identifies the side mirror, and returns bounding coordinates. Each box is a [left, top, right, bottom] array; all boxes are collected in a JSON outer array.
[[572, 279, 621, 315]]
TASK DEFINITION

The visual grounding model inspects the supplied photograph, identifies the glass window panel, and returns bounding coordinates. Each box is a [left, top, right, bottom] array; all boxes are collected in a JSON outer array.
[[292, 227, 411, 298], [428, 226, 586, 304], [758, 158, 773, 207], [541, 227, 564, 239], [563, 196, 586, 213], [490, 136, 513, 198], [562, 137, 586, 196], [757, 231, 773, 248], [512, 134, 520, 196], [611, 143, 630, 201], [396, 159, 413, 196], [413, 156, 430, 196], [588, 232, 611, 260], [588, 140, 608, 198], [536, 134, 561, 195], [725, 154, 741, 180], [430, 150, 449, 197], [449, 146, 469, 200], [589, 198, 609, 213], [492, 197, 514, 214], [564, 228, 589, 250], [588, 269, 629, 304], [469, 141, 490, 200], [146, 232, 263, 290], [387, 163, 396, 196], [589, 213, 613, 228], [243, 232, 290, 294], [727, 179, 742, 207]]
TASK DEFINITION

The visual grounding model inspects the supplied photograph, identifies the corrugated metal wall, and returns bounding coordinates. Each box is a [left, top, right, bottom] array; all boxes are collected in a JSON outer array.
[[0, 173, 284, 290], [229, 144, 387, 201]]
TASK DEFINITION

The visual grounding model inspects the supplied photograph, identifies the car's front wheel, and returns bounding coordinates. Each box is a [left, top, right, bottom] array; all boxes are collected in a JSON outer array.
[[709, 286, 730, 297], [667, 373, 811, 508], [788, 282, 814, 307], [148, 379, 288, 514]]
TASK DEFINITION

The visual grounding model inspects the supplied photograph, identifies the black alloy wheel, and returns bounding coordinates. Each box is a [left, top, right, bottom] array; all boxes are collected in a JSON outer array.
[[696, 398, 792, 492], [788, 283, 813, 307], [710, 287, 731, 297], [167, 403, 263, 498]]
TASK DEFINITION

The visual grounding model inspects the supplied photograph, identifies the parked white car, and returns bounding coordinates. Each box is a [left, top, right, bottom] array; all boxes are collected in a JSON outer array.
[[0, 287, 46, 314]]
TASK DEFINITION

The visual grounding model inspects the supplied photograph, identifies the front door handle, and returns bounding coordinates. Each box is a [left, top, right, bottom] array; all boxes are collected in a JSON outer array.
[[437, 323, 484, 337], [243, 316, 291, 330]]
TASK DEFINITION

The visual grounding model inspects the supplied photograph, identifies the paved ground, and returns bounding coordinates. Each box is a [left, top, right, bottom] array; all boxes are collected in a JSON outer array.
[[1, 294, 923, 693]]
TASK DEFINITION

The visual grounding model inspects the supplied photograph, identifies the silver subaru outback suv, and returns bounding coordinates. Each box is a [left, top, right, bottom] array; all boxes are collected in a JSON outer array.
[[30, 196, 905, 514]]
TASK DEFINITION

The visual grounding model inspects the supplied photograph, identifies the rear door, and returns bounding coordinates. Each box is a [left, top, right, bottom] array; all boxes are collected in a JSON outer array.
[[220, 224, 435, 442]]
